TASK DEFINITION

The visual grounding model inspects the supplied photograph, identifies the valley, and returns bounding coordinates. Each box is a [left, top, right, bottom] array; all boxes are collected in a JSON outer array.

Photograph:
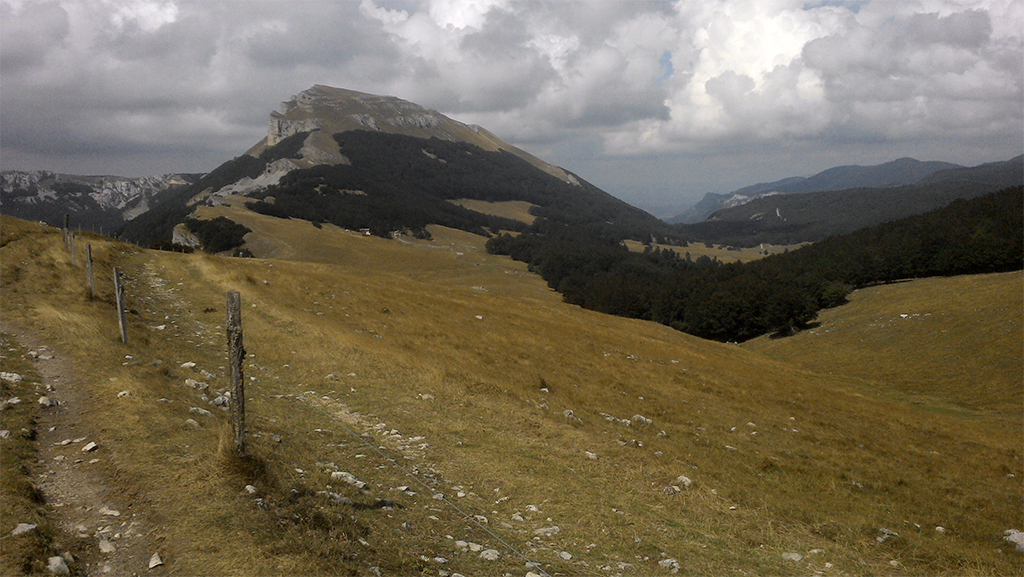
[[2, 214, 1021, 576]]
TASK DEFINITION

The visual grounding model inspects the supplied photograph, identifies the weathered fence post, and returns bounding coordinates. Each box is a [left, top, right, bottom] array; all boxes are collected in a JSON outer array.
[[69, 234, 76, 266], [113, 267, 127, 344], [226, 291, 246, 457], [85, 244, 94, 299], [63, 214, 70, 250]]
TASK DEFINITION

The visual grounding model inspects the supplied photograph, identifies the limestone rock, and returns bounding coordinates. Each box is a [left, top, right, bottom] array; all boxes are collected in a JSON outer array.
[[11, 523, 37, 536], [47, 556, 70, 575], [479, 549, 499, 561], [1005, 529, 1024, 552], [149, 552, 163, 568]]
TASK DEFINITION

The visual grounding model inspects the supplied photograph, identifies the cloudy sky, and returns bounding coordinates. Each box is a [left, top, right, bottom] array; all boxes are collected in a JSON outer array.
[[1, 0, 1021, 212]]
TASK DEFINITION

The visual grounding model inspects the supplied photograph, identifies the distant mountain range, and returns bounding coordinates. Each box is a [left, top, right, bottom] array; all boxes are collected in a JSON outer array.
[[1, 84, 1020, 257], [670, 157, 1000, 224], [673, 156, 1022, 246], [0, 171, 200, 233]]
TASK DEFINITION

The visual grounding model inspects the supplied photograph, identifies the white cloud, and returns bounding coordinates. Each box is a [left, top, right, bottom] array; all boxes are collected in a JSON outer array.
[[0, 0, 1019, 201]]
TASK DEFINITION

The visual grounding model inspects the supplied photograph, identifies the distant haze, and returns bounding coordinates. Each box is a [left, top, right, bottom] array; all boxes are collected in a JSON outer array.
[[1, 0, 1021, 210]]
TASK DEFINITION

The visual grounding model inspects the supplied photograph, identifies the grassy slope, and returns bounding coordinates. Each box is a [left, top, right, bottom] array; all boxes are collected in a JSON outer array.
[[743, 272, 1023, 416], [1, 213, 1021, 576]]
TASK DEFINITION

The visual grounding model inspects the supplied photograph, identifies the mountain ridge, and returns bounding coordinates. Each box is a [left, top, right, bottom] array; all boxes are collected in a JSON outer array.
[[671, 157, 965, 224]]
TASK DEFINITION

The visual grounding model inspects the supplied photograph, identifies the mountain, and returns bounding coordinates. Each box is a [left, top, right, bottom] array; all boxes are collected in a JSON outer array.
[[121, 85, 678, 250], [670, 158, 963, 224], [0, 171, 200, 233], [673, 156, 1023, 246]]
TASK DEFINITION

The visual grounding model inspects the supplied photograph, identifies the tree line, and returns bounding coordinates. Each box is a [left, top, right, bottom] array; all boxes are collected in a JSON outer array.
[[488, 186, 1023, 342]]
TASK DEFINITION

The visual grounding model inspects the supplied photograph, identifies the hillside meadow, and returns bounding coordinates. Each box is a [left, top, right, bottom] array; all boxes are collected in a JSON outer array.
[[1, 213, 1021, 576]]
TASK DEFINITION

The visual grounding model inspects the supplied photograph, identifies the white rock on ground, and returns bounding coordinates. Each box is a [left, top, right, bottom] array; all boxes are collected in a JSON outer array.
[[479, 549, 499, 561], [675, 475, 693, 488], [0, 372, 23, 383], [47, 556, 69, 575], [149, 552, 163, 568], [1005, 529, 1024, 552], [98, 539, 116, 553], [659, 557, 680, 573], [11, 523, 37, 536], [782, 552, 802, 562], [82, 442, 98, 452], [534, 526, 560, 537]]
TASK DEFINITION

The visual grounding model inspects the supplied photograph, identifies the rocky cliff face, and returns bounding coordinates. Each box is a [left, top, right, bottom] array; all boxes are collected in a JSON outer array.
[[0, 171, 196, 231]]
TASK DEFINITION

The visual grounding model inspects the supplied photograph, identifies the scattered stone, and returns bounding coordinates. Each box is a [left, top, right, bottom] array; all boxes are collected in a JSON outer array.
[[38, 396, 54, 407], [781, 552, 802, 562], [675, 475, 693, 488], [11, 523, 37, 536], [585, 451, 598, 460], [200, 369, 216, 381], [877, 528, 899, 543], [47, 556, 70, 575], [935, 526, 946, 534], [0, 372, 23, 383], [479, 549, 499, 561], [212, 395, 230, 407], [558, 551, 572, 560], [180, 362, 196, 369], [244, 485, 257, 494], [99, 539, 117, 553], [663, 485, 680, 495], [432, 557, 447, 564], [534, 526, 560, 537], [268, 433, 281, 443], [632, 414, 653, 426], [188, 407, 213, 417], [82, 442, 98, 452], [511, 513, 524, 521], [467, 542, 483, 553], [149, 552, 163, 569], [117, 390, 130, 398], [331, 471, 367, 489], [1005, 529, 1024, 552], [0, 430, 10, 439], [325, 374, 338, 381], [184, 419, 200, 429], [659, 557, 680, 573]]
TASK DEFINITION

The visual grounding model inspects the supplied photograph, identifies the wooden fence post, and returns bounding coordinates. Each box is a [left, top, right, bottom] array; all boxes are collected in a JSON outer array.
[[226, 291, 246, 457], [85, 244, 94, 299], [63, 214, 70, 250], [69, 234, 76, 266], [113, 267, 127, 344]]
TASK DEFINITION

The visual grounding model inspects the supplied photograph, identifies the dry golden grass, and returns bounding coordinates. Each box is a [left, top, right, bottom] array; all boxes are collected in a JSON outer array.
[[2, 213, 1021, 576], [449, 199, 537, 225], [744, 272, 1024, 417], [623, 239, 807, 263]]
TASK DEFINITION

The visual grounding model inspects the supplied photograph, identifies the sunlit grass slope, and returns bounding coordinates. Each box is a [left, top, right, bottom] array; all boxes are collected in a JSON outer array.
[[2, 213, 1021, 576], [744, 272, 1023, 417]]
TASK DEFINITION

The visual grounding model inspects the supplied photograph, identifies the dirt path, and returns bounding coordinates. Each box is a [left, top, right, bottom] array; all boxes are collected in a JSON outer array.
[[7, 327, 165, 576]]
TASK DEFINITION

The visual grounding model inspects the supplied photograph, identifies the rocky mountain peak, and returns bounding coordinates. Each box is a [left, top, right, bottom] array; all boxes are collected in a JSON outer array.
[[248, 84, 573, 184]]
